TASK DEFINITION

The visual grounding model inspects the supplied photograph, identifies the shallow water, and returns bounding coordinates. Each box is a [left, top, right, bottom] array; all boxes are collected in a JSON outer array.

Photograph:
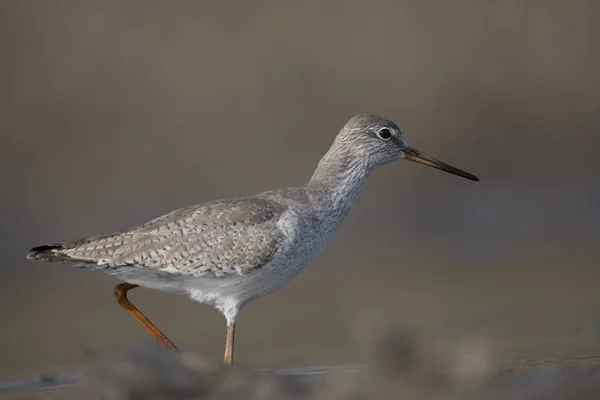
[[2, 264, 600, 398], [3, 350, 600, 398]]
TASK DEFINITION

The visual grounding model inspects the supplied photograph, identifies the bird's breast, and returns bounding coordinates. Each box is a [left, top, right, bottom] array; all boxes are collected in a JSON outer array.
[[272, 210, 341, 270]]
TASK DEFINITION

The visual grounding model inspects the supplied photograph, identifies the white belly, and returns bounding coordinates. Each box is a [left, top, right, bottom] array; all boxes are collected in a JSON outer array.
[[191, 214, 333, 322]]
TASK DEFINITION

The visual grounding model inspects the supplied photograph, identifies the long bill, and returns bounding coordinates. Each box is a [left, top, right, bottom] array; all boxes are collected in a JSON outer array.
[[403, 147, 479, 181]]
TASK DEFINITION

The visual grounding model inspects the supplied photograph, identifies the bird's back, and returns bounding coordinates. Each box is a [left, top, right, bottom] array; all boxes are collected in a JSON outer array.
[[28, 196, 289, 279]]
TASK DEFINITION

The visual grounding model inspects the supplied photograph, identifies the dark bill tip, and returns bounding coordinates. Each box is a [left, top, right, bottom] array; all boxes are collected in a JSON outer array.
[[403, 147, 479, 182]]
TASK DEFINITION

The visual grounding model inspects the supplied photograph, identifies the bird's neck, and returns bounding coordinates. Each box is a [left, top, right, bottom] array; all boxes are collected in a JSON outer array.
[[306, 143, 373, 222]]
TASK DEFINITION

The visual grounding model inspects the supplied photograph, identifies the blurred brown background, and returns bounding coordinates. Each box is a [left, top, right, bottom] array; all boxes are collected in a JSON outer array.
[[1, 0, 599, 380]]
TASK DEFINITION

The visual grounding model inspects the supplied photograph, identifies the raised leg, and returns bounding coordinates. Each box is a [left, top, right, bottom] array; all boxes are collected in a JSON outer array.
[[224, 323, 236, 365], [113, 282, 179, 351]]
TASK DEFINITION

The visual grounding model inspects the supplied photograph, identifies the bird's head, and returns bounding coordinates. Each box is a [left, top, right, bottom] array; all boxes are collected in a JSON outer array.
[[338, 114, 478, 181]]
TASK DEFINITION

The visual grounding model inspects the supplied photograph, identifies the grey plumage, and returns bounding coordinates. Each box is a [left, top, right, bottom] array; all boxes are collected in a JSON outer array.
[[29, 197, 286, 278], [27, 114, 478, 326]]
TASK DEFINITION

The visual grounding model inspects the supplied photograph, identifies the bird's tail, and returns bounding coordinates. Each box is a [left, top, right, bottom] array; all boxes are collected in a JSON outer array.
[[27, 243, 72, 262]]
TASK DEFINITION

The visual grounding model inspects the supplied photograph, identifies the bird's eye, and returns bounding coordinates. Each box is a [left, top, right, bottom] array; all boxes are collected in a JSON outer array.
[[377, 128, 392, 140]]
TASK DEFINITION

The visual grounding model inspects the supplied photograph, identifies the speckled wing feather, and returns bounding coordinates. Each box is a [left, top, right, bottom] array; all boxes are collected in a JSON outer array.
[[28, 197, 287, 278]]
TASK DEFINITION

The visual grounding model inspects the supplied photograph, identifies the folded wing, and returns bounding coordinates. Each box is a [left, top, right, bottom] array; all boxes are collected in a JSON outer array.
[[27, 197, 287, 278]]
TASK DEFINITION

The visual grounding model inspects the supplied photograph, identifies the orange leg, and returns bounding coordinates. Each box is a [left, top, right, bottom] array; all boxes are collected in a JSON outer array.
[[224, 323, 236, 365], [113, 283, 179, 351]]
